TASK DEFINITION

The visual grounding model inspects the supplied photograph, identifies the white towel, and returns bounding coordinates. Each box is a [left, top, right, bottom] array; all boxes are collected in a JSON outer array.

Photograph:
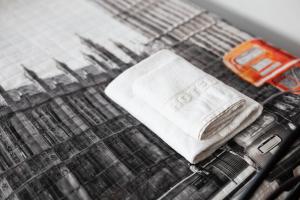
[[105, 50, 263, 164]]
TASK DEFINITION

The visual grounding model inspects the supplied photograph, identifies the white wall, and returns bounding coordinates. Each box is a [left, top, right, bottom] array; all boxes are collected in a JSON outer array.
[[191, 0, 300, 57]]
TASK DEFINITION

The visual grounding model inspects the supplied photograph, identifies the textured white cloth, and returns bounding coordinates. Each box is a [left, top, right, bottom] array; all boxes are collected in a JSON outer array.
[[105, 50, 263, 164]]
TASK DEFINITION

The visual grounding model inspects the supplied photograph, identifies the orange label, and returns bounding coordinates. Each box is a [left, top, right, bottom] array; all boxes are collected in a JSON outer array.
[[223, 39, 300, 94]]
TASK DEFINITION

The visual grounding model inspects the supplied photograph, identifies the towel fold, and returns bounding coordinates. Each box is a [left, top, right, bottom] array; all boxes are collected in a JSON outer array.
[[105, 50, 263, 164]]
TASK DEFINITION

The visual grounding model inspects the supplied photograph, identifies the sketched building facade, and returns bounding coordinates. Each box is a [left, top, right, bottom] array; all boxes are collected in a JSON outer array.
[[0, 31, 253, 199]]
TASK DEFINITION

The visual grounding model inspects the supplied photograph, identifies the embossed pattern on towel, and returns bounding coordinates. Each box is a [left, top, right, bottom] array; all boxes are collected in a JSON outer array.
[[133, 55, 247, 140]]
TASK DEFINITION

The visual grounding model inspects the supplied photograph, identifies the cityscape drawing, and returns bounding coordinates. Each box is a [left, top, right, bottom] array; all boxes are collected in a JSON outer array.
[[0, 0, 299, 199]]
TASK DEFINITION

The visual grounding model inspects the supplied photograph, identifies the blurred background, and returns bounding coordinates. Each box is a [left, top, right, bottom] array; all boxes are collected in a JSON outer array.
[[192, 0, 300, 57]]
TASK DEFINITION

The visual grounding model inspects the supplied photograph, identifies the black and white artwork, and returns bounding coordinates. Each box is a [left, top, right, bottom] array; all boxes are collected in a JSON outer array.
[[0, 0, 299, 199]]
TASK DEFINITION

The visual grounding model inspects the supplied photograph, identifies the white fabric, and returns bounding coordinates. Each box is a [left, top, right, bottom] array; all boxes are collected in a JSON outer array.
[[105, 50, 263, 164]]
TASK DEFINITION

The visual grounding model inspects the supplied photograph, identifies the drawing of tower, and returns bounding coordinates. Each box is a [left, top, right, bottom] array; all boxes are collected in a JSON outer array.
[[112, 41, 147, 62], [78, 35, 132, 70]]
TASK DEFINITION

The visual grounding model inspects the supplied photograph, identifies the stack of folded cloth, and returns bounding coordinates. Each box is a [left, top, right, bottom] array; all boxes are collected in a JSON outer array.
[[105, 50, 263, 164]]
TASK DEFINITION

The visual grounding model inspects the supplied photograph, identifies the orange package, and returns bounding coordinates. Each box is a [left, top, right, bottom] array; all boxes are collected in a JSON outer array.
[[223, 39, 300, 94]]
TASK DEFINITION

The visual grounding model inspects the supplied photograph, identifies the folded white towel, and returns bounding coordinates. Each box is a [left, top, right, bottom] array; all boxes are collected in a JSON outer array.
[[105, 50, 263, 164]]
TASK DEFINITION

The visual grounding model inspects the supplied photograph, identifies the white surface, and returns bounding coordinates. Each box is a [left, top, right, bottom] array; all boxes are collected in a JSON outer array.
[[191, 0, 300, 57], [0, 0, 146, 90]]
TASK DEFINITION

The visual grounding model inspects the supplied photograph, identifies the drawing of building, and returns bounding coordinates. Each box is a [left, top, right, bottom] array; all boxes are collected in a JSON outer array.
[[0, 0, 300, 199]]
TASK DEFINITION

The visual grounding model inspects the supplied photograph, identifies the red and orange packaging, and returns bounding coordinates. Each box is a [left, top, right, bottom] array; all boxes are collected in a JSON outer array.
[[223, 39, 300, 94]]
